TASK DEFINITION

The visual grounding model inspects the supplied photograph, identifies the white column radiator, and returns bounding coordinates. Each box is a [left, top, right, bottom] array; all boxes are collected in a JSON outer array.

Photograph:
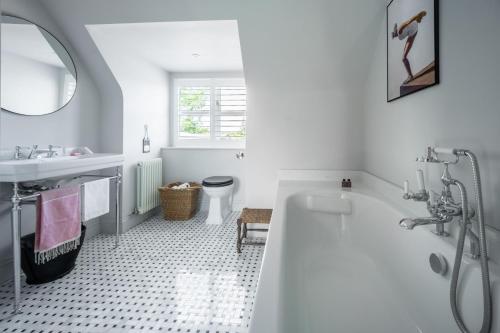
[[136, 158, 163, 214]]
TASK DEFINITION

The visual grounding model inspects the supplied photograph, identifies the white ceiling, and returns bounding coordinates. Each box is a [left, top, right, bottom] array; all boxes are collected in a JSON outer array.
[[1, 23, 66, 68], [86, 20, 243, 72]]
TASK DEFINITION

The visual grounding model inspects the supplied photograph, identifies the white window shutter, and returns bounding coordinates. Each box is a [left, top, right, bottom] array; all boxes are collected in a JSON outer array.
[[215, 86, 247, 141]]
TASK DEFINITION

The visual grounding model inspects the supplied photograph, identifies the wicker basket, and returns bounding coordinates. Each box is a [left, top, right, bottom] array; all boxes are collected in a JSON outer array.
[[158, 182, 201, 220]]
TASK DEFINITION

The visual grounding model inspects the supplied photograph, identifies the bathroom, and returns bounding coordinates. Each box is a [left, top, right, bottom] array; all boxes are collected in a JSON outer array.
[[0, 0, 499, 332]]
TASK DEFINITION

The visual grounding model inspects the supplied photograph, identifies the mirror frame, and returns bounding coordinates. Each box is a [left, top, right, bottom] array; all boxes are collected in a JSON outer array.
[[1, 14, 78, 116]]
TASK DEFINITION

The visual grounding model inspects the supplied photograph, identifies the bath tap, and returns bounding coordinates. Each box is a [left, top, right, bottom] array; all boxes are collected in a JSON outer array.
[[399, 216, 453, 230], [401, 146, 492, 333], [402, 161, 464, 236], [401, 158, 480, 253]]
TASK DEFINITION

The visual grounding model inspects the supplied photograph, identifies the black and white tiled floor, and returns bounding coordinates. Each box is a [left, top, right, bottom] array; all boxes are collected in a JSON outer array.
[[0, 212, 264, 333]]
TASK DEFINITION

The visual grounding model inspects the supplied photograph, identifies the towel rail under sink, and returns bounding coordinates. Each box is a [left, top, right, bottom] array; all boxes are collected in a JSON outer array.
[[3, 167, 122, 318]]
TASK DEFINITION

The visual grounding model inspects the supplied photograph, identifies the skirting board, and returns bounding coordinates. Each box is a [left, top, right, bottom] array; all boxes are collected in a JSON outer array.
[[120, 207, 160, 234], [0, 257, 13, 284]]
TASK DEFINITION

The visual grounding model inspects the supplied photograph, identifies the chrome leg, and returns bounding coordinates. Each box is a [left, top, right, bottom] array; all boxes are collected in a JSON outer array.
[[115, 168, 121, 248], [11, 182, 22, 315]]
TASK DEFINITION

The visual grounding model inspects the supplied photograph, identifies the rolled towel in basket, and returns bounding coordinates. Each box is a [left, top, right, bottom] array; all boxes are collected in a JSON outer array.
[[172, 182, 191, 190]]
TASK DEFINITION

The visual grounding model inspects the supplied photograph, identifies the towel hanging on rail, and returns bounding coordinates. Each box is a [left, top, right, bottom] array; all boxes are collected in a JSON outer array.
[[35, 186, 81, 264], [83, 178, 110, 221]]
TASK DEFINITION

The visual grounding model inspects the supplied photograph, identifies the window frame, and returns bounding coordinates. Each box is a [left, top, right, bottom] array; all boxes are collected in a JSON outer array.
[[172, 77, 246, 148]]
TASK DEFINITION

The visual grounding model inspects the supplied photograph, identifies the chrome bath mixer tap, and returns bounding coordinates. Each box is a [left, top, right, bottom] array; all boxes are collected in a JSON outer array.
[[401, 151, 464, 237], [399, 146, 492, 333]]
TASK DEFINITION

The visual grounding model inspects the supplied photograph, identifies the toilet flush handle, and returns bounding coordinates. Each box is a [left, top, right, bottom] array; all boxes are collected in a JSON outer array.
[[236, 152, 245, 160]]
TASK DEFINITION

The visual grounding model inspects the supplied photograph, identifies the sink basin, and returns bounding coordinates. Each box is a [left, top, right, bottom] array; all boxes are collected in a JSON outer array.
[[0, 153, 124, 182]]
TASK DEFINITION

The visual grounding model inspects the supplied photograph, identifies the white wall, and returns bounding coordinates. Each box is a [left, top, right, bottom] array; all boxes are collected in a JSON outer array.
[[161, 148, 246, 210], [35, 1, 125, 157], [364, 0, 500, 230], [1, 51, 61, 113], [87, 26, 169, 230], [41, 0, 381, 210], [0, 0, 104, 282]]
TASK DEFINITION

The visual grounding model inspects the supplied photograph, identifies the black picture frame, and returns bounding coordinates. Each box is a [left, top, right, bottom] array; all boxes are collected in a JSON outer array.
[[387, 0, 440, 102]]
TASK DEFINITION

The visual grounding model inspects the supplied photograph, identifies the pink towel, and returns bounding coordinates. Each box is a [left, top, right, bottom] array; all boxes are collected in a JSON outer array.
[[35, 186, 81, 264]]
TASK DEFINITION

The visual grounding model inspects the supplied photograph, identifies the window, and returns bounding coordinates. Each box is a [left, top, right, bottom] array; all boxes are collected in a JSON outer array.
[[59, 71, 76, 106], [63, 73, 77, 104], [173, 78, 246, 147]]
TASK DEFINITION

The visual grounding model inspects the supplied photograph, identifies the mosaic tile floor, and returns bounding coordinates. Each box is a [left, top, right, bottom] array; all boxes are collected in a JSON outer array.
[[0, 212, 265, 333]]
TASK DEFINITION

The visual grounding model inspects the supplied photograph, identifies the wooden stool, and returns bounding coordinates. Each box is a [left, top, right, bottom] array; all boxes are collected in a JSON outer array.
[[237, 208, 272, 253]]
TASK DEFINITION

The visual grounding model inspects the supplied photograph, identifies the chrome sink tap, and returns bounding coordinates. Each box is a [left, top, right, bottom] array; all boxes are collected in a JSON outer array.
[[27, 145, 63, 159], [14, 146, 26, 160], [14, 145, 38, 160], [48, 145, 62, 157], [27, 145, 38, 159]]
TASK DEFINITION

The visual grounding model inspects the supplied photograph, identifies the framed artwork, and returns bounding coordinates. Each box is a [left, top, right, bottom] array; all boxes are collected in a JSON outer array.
[[387, 0, 439, 102]]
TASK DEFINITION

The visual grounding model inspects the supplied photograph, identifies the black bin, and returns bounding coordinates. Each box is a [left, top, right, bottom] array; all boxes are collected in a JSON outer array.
[[21, 225, 86, 285]]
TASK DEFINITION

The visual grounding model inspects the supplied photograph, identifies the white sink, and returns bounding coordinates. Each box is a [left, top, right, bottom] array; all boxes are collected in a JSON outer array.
[[0, 153, 124, 182], [3, 156, 80, 164]]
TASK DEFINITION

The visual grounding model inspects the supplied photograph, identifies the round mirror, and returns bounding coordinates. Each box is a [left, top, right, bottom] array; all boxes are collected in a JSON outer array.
[[1, 15, 77, 116]]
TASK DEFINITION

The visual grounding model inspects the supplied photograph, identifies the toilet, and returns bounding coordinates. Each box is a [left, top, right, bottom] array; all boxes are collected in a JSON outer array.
[[202, 176, 234, 225]]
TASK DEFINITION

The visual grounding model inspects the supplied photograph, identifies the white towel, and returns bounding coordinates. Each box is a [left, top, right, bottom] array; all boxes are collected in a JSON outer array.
[[83, 178, 110, 221], [172, 182, 190, 190]]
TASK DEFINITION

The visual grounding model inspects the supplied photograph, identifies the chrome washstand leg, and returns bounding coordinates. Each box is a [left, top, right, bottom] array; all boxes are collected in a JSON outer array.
[[115, 168, 122, 248], [11, 182, 22, 315]]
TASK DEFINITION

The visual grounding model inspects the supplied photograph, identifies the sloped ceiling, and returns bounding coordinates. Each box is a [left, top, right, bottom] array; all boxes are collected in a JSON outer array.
[[86, 20, 243, 73], [40, 0, 385, 207]]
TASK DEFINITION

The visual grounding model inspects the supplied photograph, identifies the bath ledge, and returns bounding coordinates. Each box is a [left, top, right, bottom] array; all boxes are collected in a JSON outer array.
[[278, 169, 363, 182]]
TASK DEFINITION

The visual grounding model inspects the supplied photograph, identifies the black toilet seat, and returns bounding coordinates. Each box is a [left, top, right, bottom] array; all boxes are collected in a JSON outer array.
[[202, 176, 234, 187]]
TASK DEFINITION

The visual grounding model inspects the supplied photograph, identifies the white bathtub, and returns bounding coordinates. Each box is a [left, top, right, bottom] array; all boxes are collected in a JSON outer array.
[[250, 171, 500, 333]]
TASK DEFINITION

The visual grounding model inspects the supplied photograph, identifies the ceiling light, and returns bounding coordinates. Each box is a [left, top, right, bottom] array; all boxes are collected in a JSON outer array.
[[191, 53, 200, 58]]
